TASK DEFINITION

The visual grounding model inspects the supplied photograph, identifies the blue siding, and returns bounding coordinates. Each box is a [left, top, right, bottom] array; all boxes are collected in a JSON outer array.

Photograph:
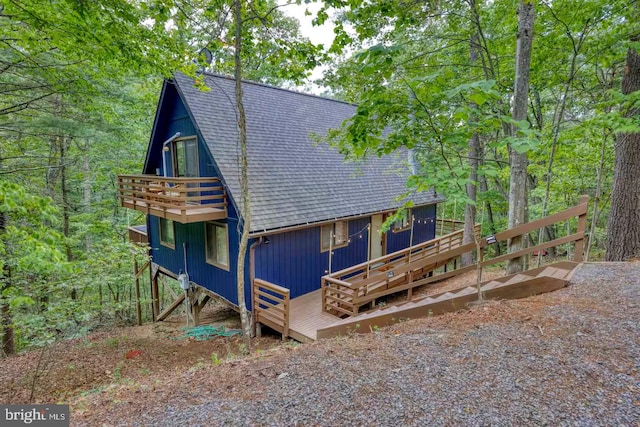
[[386, 204, 437, 253], [253, 207, 436, 300], [144, 83, 238, 219], [149, 216, 245, 307], [254, 218, 370, 299], [145, 83, 242, 308]]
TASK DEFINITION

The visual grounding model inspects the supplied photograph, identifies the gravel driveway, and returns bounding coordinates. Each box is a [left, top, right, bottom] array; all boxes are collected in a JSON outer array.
[[104, 263, 640, 426]]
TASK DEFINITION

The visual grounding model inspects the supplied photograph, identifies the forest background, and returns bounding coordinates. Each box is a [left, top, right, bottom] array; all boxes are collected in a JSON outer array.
[[0, 0, 637, 355]]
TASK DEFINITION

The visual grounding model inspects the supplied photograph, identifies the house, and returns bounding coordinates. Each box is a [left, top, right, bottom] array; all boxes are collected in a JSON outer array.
[[118, 72, 444, 337]]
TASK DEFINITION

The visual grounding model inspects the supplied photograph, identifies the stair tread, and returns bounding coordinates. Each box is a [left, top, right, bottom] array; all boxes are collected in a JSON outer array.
[[481, 280, 504, 290], [502, 274, 533, 286], [536, 266, 570, 279], [416, 297, 435, 305], [433, 292, 456, 302], [456, 286, 478, 296]]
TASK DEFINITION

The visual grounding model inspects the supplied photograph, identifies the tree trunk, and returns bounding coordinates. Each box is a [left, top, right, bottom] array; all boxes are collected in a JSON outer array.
[[0, 210, 15, 357], [462, 29, 480, 267], [234, 0, 253, 350], [59, 136, 76, 299], [606, 45, 640, 261], [83, 152, 92, 252], [507, 0, 535, 274], [586, 131, 609, 261], [478, 174, 500, 256]]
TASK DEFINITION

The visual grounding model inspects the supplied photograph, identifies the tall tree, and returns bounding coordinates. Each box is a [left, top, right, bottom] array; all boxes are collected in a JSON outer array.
[[606, 28, 640, 261], [506, 0, 535, 274], [233, 0, 253, 348], [462, 9, 481, 267]]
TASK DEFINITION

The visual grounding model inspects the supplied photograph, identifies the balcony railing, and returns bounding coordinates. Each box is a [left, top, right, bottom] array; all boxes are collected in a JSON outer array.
[[118, 175, 227, 224]]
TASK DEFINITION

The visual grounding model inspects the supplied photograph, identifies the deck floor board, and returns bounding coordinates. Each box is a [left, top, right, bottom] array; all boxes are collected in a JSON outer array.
[[287, 290, 342, 341]]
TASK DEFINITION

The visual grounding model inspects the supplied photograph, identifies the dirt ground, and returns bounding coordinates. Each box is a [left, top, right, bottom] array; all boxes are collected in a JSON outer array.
[[1, 260, 637, 426], [0, 302, 282, 407]]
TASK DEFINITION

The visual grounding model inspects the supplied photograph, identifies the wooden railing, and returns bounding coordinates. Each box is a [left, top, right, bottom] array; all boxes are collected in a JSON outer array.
[[253, 278, 290, 340], [118, 175, 227, 223], [322, 222, 481, 317], [128, 225, 148, 245], [322, 196, 589, 318], [435, 218, 466, 236]]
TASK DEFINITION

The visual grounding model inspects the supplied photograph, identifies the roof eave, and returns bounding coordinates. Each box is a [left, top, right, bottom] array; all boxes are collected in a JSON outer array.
[[248, 197, 445, 238]]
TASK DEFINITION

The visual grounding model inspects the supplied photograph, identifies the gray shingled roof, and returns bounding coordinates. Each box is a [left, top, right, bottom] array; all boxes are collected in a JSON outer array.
[[173, 72, 442, 233]]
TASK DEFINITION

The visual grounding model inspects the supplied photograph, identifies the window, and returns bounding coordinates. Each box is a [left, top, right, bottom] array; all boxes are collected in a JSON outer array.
[[159, 218, 175, 249], [321, 221, 348, 252], [393, 209, 412, 232], [173, 137, 198, 178], [206, 222, 229, 270]]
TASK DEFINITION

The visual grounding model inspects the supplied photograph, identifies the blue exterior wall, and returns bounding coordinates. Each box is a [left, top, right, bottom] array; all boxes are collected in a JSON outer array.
[[145, 82, 243, 307], [386, 204, 437, 254], [143, 82, 238, 218], [254, 218, 370, 299], [148, 217, 245, 307], [253, 204, 437, 301]]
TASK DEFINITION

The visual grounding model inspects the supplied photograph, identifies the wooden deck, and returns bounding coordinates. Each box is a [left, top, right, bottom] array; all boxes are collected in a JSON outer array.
[[286, 290, 342, 342], [256, 198, 589, 342], [274, 260, 579, 342], [121, 199, 226, 223], [118, 175, 227, 224]]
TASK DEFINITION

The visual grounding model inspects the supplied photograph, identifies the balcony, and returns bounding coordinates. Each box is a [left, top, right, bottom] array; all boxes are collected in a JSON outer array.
[[118, 175, 228, 224]]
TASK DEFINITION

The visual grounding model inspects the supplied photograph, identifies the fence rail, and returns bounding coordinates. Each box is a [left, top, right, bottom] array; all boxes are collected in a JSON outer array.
[[322, 196, 589, 318], [322, 222, 481, 316], [118, 175, 227, 223], [253, 278, 290, 340]]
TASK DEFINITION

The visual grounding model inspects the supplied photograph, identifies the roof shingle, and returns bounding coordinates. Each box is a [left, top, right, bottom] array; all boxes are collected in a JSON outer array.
[[173, 72, 442, 233]]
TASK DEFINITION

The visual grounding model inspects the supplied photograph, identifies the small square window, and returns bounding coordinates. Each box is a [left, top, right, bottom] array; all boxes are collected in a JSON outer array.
[[159, 218, 175, 249], [321, 221, 349, 252], [206, 221, 229, 270]]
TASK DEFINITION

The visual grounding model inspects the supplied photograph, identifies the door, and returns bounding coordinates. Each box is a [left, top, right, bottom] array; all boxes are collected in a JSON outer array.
[[173, 137, 199, 202], [173, 137, 198, 178], [370, 214, 385, 260]]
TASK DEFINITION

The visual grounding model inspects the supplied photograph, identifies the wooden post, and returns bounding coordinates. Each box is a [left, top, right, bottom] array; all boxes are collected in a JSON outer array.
[[366, 224, 371, 278], [134, 258, 142, 326], [192, 295, 210, 326], [407, 215, 415, 300], [328, 231, 333, 275], [151, 270, 160, 321], [476, 238, 484, 301], [282, 292, 290, 341], [573, 196, 589, 262], [321, 278, 326, 313]]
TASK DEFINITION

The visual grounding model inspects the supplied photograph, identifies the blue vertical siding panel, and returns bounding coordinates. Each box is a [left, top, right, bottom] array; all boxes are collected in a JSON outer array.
[[387, 228, 410, 254], [254, 218, 370, 299], [149, 216, 241, 307], [411, 204, 437, 243], [253, 212, 440, 300], [386, 204, 437, 253]]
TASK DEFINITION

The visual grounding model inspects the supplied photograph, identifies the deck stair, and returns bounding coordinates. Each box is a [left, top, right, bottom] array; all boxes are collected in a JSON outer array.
[[316, 261, 577, 339], [255, 197, 589, 342]]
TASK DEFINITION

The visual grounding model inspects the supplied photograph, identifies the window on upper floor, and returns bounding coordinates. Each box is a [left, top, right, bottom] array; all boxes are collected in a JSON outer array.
[[205, 221, 229, 270], [321, 221, 349, 252], [159, 218, 175, 249], [172, 136, 198, 178]]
